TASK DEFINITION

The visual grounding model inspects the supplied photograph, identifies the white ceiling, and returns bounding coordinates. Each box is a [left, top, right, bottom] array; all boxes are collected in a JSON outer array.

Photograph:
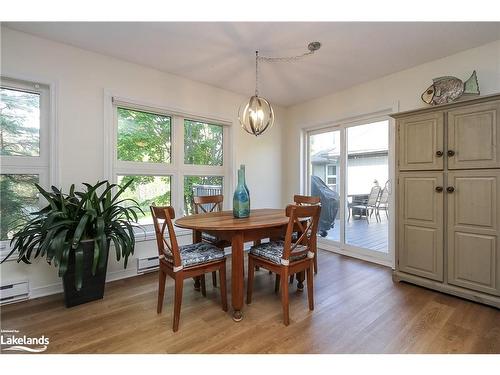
[[5, 22, 500, 106]]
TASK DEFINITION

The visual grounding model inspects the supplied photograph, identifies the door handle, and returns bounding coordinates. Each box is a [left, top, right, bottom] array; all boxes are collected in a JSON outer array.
[[446, 186, 455, 193], [447, 150, 455, 157], [435, 150, 443, 157], [435, 186, 443, 192]]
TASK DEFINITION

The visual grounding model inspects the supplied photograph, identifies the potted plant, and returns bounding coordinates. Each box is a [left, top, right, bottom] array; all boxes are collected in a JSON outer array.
[[1, 180, 143, 307]]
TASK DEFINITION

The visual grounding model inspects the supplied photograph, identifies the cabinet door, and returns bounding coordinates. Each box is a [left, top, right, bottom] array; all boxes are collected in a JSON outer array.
[[447, 170, 500, 295], [447, 101, 500, 169], [398, 172, 444, 281], [398, 113, 444, 171]]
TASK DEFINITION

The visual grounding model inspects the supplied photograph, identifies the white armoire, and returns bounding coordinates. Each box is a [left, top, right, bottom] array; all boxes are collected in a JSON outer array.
[[391, 93, 500, 309]]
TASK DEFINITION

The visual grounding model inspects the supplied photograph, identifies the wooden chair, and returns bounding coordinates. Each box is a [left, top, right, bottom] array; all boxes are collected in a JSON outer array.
[[193, 195, 230, 287], [151, 205, 228, 332], [246, 204, 320, 326], [275, 195, 321, 288], [293, 194, 320, 274]]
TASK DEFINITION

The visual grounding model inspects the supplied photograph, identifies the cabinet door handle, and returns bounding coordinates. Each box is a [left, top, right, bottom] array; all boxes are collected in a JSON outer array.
[[447, 150, 455, 157], [435, 150, 443, 157], [446, 186, 455, 193], [435, 186, 443, 192]]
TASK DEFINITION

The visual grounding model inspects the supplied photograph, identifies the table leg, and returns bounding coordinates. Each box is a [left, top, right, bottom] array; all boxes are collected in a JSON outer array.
[[193, 230, 202, 291], [231, 232, 244, 322]]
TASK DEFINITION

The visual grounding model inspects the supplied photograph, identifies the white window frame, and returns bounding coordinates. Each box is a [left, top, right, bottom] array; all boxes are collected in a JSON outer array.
[[0, 76, 57, 259], [105, 94, 232, 240], [325, 163, 337, 191], [302, 106, 397, 269]]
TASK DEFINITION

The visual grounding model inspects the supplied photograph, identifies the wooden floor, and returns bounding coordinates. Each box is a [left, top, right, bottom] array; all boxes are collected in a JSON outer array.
[[1, 250, 499, 354], [327, 217, 389, 252]]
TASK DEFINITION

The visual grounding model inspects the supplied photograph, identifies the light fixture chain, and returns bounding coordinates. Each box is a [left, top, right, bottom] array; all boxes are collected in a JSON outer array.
[[258, 49, 316, 63], [255, 50, 259, 96]]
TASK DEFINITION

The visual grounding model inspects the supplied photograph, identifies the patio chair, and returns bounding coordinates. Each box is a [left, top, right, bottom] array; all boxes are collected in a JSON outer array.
[[375, 181, 390, 221], [349, 185, 381, 223]]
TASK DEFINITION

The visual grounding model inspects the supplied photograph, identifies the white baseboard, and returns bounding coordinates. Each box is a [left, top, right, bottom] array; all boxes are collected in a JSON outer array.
[[28, 266, 141, 301], [318, 242, 394, 268]]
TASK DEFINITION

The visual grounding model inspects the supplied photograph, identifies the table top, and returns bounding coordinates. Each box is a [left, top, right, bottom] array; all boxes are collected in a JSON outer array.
[[175, 208, 288, 231]]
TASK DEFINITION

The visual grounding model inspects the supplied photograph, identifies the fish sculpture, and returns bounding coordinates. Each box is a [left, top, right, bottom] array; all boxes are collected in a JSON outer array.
[[421, 71, 480, 105]]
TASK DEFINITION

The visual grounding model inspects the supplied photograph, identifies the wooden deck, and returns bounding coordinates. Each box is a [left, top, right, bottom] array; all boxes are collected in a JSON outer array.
[[326, 216, 388, 252]]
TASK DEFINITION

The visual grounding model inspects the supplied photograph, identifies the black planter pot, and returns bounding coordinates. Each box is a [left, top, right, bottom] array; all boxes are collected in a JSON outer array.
[[62, 240, 109, 308]]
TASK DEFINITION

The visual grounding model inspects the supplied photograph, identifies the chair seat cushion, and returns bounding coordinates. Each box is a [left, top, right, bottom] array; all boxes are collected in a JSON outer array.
[[249, 240, 308, 265], [163, 242, 225, 268], [202, 232, 219, 243]]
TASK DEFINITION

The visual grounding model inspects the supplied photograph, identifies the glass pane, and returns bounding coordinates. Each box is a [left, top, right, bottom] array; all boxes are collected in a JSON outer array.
[[117, 175, 171, 225], [309, 130, 341, 242], [184, 176, 223, 216], [117, 107, 171, 163], [0, 174, 39, 240], [345, 121, 389, 253], [184, 120, 223, 166], [0, 87, 40, 156]]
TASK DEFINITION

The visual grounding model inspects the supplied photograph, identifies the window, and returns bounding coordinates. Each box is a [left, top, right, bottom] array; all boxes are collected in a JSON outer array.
[[0, 77, 51, 251], [111, 99, 230, 232], [326, 164, 337, 191]]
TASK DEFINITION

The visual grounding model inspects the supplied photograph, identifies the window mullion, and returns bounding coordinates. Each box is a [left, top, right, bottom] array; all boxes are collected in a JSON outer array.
[[173, 115, 184, 215]]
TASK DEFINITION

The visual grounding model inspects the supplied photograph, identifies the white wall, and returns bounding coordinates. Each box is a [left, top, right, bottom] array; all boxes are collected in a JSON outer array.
[[283, 39, 500, 203], [0, 26, 284, 298]]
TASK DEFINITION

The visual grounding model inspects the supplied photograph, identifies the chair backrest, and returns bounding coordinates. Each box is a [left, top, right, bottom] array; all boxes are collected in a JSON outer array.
[[367, 186, 382, 205], [293, 194, 320, 206], [378, 187, 389, 206], [282, 204, 321, 264], [150, 206, 181, 268], [193, 194, 223, 214]]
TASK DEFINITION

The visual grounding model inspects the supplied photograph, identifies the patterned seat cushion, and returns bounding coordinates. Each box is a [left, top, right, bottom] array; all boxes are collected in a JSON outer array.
[[249, 240, 308, 265], [163, 242, 225, 268], [202, 232, 219, 243]]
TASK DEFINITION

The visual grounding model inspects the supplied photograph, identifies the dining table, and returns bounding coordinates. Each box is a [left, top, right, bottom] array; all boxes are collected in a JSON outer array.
[[175, 208, 296, 322]]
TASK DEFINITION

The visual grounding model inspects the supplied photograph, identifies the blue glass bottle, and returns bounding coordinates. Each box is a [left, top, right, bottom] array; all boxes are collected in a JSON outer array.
[[233, 167, 250, 218], [240, 164, 250, 207]]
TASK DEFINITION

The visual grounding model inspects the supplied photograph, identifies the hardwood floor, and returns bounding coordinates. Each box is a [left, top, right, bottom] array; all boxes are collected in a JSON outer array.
[[1, 250, 499, 354]]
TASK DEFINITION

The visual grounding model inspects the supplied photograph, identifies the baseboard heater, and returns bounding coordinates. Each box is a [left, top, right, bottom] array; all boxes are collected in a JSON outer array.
[[137, 256, 159, 274], [0, 280, 29, 305]]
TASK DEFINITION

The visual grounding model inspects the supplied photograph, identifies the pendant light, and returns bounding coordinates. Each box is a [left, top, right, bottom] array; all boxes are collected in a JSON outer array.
[[238, 51, 274, 137], [238, 42, 321, 137]]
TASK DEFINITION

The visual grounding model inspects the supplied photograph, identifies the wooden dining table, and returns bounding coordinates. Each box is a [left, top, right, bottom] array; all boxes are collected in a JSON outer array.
[[175, 208, 293, 322]]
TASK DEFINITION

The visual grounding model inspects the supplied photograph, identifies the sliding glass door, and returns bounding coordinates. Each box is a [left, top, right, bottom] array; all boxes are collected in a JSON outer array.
[[306, 118, 392, 264]]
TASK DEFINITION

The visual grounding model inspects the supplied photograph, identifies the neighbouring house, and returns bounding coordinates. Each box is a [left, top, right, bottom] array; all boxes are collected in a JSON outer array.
[[310, 120, 389, 195]]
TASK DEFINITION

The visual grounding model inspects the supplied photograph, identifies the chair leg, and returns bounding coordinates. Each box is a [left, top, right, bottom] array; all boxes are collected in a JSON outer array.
[[246, 256, 255, 304], [157, 268, 167, 314], [219, 261, 228, 311], [306, 264, 314, 311], [314, 251, 318, 274], [289, 274, 294, 284], [280, 270, 290, 326], [200, 273, 206, 297], [173, 274, 183, 332], [275, 274, 280, 293], [212, 271, 217, 288], [253, 240, 261, 271]]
